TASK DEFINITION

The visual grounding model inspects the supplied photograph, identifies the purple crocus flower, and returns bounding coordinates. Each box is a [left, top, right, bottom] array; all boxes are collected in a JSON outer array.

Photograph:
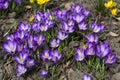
[[41, 50, 52, 61], [31, 23, 39, 32], [51, 50, 62, 63], [18, 22, 29, 32], [71, 4, 82, 13], [14, 31, 25, 41], [26, 59, 35, 68], [82, 73, 93, 80], [66, 12, 74, 20], [57, 31, 68, 41], [91, 23, 104, 33], [17, 65, 27, 77], [14, 53, 28, 64], [78, 21, 87, 30], [43, 11, 51, 19], [75, 48, 85, 62], [3, 40, 17, 54], [40, 70, 48, 78], [14, 0, 22, 4], [50, 38, 60, 48], [83, 9, 90, 17], [54, 9, 67, 20], [2, 1, 9, 9], [85, 43, 95, 56], [35, 11, 43, 22], [39, 24, 49, 32], [73, 14, 85, 23], [61, 21, 74, 33], [34, 34, 45, 46], [17, 44, 24, 52], [27, 35, 35, 48], [45, 20, 55, 28], [96, 42, 110, 58], [104, 53, 117, 65], [85, 34, 98, 44], [6, 34, 14, 41]]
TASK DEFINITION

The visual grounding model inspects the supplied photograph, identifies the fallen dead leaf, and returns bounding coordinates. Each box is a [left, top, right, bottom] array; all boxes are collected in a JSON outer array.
[[65, 2, 74, 10], [116, 17, 120, 21], [109, 31, 119, 37]]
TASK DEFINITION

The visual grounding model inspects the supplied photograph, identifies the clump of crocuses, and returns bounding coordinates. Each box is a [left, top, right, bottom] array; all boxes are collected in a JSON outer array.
[[3, 3, 117, 79]]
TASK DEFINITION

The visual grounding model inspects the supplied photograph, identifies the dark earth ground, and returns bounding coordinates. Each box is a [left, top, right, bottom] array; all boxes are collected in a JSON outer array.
[[0, 0, 120, 80]]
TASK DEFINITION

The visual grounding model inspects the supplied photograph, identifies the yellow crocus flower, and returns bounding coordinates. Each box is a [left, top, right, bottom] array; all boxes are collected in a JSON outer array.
[[37, 0, 49, 5], [30, 0, 34, 3], [111, 8, 118, 16], [37, 0, 45, 5], [104, 0, 117, 9], [45, 0, 50, 3]]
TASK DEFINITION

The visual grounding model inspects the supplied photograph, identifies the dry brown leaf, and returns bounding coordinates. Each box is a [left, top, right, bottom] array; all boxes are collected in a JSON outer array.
[[116, 17, 120, 21], [109, 31, 119, 37]]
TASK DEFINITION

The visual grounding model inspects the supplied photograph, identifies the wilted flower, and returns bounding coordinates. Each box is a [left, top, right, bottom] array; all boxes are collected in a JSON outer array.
[[17, 65, 27, 77], [82, 73, 93, 80], [75, 48, 85, 62], [96, 42, 110, 58], [40, 70, 48, 78], [24, 5, 32, 10], [104, 53, 117, 65], [50, 39, 60, 48], [57, 31, 68, 41], [29, 15, 34, 22], [3, 40, 17, 54], [51, 50, 62, 63], [14, 53, 28, 65]]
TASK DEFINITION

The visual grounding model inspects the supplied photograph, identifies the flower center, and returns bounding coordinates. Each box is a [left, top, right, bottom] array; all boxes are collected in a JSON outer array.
[[10, 45, 14, 51]]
